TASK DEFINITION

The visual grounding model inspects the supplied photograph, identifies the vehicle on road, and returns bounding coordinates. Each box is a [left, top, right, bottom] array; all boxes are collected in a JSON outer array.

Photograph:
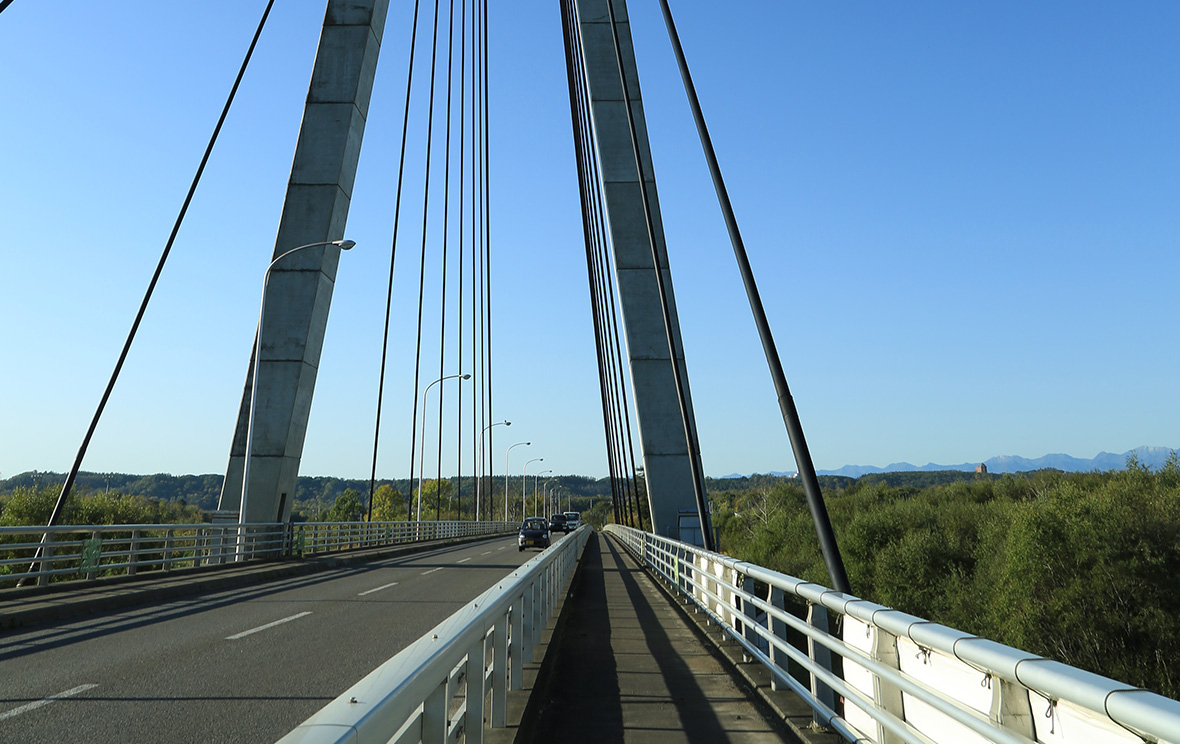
[[518, 517, 551, 551], [563, 511, 581, 530], [548, 513, 570, 534]]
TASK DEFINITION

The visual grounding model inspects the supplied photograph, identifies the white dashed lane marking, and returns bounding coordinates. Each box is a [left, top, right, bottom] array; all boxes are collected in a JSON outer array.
[[359, 581, 399, 596], [458, 557, 472, 563], [0, 684, 97, 721], [226, 612, 312, 640], [422, 567, 444, 576]]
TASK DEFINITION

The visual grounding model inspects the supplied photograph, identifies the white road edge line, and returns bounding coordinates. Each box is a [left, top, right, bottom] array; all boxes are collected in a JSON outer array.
[[0, 684, 98, 721], [226, 612, 312, 640], [358, 581, 399, 596], [422, 567, 444, 575], [458, 557, 472, 563]]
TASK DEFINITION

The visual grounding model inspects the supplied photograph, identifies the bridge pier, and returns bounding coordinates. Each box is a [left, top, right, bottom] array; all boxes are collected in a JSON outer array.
[[572, 0, 709, 543], [218, 0, 389, 522]]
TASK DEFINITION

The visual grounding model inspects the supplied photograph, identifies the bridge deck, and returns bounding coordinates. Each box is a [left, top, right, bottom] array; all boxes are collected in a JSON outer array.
[[499, 532, 822, 744]]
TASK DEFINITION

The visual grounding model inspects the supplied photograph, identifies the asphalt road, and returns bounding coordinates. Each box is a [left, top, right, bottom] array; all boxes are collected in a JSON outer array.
[[0, 536, 532, 744]]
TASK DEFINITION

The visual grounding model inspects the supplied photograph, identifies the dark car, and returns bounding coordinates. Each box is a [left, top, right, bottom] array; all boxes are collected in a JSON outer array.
[[518, 517, 551, 551], [548, 513, 570, 534]]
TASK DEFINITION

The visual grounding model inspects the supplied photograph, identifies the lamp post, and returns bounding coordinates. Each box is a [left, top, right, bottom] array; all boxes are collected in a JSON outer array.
[[476, 420, 510, 521], [533, 470, 552, 517], [543, 477, 556, 515], [239, 238, 355, 561], [504, 441, 530, 522], [522, 458, 543, 518], [416, 373, 471, 524]]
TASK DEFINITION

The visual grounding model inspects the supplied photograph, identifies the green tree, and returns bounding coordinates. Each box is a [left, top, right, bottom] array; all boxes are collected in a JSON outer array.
[[414, 480, 454, 520], [324, 489, 365, 522], [370, 484, 405, 522]]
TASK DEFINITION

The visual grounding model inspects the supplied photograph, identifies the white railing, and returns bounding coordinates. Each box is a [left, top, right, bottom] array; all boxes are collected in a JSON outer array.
[[605, 524, 1180, 744], [0, 520, 514, 588], [279, 525, 591, 744]]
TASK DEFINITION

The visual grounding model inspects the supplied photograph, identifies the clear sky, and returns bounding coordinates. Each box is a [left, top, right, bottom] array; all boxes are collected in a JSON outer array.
[[1, 1, 1176, 482]]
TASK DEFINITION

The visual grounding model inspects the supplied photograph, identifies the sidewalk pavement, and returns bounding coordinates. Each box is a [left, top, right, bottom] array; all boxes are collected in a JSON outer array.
[[493, 531, 842, 744]]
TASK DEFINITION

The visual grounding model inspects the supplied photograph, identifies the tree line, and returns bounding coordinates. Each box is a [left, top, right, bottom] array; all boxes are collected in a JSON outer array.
[[0, 471, 617, 522]]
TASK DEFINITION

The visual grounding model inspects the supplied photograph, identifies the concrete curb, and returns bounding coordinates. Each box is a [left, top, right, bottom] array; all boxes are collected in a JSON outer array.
[[0, 531, 514, 632]]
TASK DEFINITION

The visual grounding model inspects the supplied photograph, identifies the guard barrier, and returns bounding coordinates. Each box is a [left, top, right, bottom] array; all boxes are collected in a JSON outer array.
[[279, 525, 590, 744], [605, 523, 1180, 744], [0, 520, 514, 588]]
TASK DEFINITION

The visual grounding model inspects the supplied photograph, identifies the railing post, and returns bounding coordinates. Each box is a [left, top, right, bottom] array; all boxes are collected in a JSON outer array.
[[194, 528, 205, 567], [741, 574, 759, 662], [523, 581, 536, 663], [84, 531, 102, 581], [37, 532, 54, 586], [510, 600, 524, 690], [493, 612, 510, 719], [466, 633, 488, 744], [769, 586, 789, 691], [808, 603, 838, 729], [990, 676, 1035, 738], [163, 529, 174, 571], [129, 529, 142, 576], [422, 677, 447, 744]]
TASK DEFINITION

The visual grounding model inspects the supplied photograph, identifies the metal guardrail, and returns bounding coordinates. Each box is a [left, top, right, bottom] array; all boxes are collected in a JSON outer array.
[[0, 520, 514, 588], [605, 524, 1180, 744], [279, 525, 591, 744]]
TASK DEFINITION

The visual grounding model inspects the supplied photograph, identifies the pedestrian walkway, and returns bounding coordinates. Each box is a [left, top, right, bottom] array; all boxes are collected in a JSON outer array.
[[505, 531, 812, 744]]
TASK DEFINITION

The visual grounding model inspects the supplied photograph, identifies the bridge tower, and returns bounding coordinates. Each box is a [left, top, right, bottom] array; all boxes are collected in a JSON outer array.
[[217, 0, 389, 522], [572, 0, 710, 543]]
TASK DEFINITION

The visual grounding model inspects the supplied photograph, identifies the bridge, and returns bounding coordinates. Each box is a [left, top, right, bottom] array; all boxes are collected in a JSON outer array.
[[2, 0, 1178, 742]]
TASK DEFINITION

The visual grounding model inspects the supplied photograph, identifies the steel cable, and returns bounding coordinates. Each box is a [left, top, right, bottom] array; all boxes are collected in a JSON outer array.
[[435, 0, 458, 521], [656, 0, 848, 579], [34, 0, 276, 544], [368, 0, 426, 520], [407, 0, 444, 520]]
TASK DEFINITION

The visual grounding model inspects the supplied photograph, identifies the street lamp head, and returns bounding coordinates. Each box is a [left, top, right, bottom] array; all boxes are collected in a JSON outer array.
[[335, 239, 356, 250], [504, 420, 511, 426], [526, 442, 531, 446], [460, 373, 471, 380]]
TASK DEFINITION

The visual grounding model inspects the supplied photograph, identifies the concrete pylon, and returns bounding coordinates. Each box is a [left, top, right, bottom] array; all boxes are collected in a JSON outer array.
[[218, 0, 389, 522], [574, 0, 707, 541]]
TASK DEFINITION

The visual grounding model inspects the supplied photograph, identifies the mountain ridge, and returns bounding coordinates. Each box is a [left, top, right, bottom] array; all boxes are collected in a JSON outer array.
[[719, 445, 1176, 479]]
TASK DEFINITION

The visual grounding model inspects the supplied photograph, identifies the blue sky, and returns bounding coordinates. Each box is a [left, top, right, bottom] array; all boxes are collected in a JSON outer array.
[[1, 1, 1176, 482]]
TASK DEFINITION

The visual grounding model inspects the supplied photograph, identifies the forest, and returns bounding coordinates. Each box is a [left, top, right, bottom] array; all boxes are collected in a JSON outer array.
[[710, 455, 1180, 699]]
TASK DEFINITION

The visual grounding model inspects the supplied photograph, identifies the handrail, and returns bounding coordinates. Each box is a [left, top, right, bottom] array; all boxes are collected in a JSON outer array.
[[0, 520, 515, 589], [279, 525, 591, 744], [605, 524, 1180, 744]]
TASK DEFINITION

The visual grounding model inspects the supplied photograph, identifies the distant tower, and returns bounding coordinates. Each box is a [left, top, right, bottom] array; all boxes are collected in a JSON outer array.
[[976, 463, 988, 474]]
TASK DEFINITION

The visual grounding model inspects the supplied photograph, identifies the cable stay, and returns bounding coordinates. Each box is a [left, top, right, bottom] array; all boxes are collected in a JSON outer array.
[[367, 0, 497, 525]]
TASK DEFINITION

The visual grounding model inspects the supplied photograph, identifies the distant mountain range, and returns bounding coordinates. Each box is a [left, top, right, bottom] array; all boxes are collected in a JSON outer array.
[[718, 445, 1176, 480]]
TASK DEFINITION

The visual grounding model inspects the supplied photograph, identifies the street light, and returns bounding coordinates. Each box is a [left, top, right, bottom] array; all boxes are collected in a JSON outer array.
[[239, 238, 355, 560], [504, 441, 530, 523], [533, 469, 552, 516], [417, 373, 472, 523], [543, 476, 556, 515], [522, 458, 543, 518], [476, 420, 510, 521]]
